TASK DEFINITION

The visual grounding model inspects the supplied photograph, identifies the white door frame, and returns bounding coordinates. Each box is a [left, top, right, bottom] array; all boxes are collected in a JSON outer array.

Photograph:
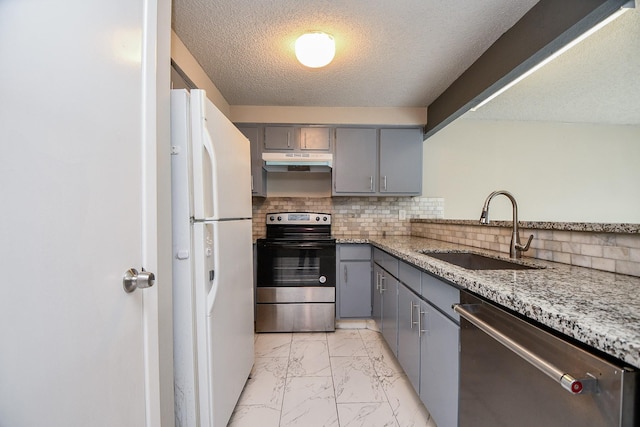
[[142, 0, 174, 425]]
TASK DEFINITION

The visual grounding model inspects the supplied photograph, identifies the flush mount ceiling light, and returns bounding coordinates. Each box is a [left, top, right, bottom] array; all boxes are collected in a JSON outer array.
[[295, 32, 335, 68]]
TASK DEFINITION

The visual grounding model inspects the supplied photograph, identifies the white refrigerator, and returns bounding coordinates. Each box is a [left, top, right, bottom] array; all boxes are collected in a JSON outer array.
[[171, 89, 255, 427]]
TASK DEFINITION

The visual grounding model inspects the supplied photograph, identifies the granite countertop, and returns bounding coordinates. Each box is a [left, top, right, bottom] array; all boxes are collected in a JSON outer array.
[[337, 235, 640, 369]]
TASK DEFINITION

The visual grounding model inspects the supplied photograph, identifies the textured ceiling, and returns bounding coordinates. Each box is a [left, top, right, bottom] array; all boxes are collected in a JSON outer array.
[[172, 0, 539, 108], [465, 7, 640, 124]]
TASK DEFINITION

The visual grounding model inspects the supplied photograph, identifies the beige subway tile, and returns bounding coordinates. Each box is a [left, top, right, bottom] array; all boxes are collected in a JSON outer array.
[[552, 252, 572, 264], [615, 260, 640, 277], [580, 244, 603, 258], [591, 257, 616, 273], [616, 234, 640, 249], [603, 246, 630, 261], [571, 254, 592, 268]]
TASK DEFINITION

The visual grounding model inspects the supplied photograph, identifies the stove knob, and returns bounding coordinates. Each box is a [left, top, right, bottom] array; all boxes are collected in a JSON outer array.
[[323, 216, 328, 221], [269, 216, 275, 222], [277, 216, 282, 221], [316, 216, 320, 221]]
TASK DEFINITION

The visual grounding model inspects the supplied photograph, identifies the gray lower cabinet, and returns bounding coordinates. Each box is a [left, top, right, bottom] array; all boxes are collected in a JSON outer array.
[[419, 300, 459, 427], [372, 263, 383, 330], [373, 262, 398, 355], [337, 244, 372, 318], [397, 283, 421, 392], [381, 274, 398, 355], [373, 248, 460, 427]]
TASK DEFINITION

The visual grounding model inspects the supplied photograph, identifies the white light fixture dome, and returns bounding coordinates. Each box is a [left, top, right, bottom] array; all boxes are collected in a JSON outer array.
[[295, 32, 335, 68]]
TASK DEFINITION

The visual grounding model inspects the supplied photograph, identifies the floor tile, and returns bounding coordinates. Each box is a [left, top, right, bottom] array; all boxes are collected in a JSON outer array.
[[288, 340, 331, 377], [228, 404, 281, 427], [331, 356, 386, 403], [291, 332, 327, 341], [358, 328, 383, 341], [380, 374, 432, 427], [236, 357, 287, 409], [363, 338, 404, 378], [255, 333, 292, 358], [327, 330, 368, 357], [336, 402, 399, 427], [235, 328, 433, 427], [280, 376, 339, 427]]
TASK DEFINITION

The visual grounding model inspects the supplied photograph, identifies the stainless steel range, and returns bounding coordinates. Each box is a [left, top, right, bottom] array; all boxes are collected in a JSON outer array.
[[255, 212, 336, 332]]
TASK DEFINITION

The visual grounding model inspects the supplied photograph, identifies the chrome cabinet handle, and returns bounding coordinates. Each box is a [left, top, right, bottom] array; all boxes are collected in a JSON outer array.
[[344, 265, 348, 283], [454, 304, 598, 395], [123, 268, 155, 293], [410, 300, 419, 329], [287, 131, 291, 147], [418, 307, 427, 337], [380, 274, 386, 292], [369, 176, 373, 191], [383, 176, 387, 191]]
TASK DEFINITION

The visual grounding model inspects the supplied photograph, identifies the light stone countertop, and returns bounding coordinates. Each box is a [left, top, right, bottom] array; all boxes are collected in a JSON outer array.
[[336, 235, 640, 369]]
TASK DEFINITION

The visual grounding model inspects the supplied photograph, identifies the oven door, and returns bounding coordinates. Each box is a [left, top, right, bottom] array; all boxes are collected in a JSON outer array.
[[255, 239, 336, 332], [256, 240, 336, 288]]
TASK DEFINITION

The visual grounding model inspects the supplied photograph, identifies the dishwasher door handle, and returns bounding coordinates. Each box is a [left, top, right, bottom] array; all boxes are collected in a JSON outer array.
[[454, 303, 598, 395]]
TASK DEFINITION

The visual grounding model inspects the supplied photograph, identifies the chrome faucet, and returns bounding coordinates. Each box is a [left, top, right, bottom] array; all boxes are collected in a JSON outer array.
[[480, 190, 533, 259]]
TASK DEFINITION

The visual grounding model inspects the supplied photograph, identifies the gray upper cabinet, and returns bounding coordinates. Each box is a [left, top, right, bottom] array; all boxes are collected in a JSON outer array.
[[333, 127, 422, 196], [263, 126, 332, 152], [264, 126, 295, 150], [379, 128, 423, 194], [237, 126, 266, 197], [300, 127, 331, 151], [334, 128, 377, 194]]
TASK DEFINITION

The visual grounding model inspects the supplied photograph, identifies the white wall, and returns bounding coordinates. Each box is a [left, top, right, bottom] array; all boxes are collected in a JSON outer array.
[[423, 118, 640, 223]]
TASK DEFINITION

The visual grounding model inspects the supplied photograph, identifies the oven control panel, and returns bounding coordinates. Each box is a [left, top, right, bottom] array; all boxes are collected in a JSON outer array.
[[266, 212, 331, 225]]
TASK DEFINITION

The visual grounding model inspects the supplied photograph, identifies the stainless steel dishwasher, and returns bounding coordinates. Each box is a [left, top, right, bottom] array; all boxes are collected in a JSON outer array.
[[455, 291, 638, 427]]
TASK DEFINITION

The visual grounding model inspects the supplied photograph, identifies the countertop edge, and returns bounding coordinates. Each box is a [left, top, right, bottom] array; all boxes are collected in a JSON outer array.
[[410, 218, 640, 234]]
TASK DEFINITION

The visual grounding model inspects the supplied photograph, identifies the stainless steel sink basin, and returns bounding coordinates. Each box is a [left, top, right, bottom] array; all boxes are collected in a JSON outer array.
[[418, 251, 542, 270]]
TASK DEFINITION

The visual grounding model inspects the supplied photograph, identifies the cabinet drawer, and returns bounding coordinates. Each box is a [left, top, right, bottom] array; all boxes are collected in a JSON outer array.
[[421, 272, 459, 321], [373, 248, 398, 278], [399, 261, 421, 294], [340, 244, 371, 261]]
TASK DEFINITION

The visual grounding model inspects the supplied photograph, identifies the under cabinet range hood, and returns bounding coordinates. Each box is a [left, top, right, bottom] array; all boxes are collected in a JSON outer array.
[[262, 152, 333, 172]]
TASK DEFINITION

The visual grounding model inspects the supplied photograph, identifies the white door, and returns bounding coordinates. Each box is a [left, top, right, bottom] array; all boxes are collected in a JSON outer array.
[[0, 1, 168, 425]]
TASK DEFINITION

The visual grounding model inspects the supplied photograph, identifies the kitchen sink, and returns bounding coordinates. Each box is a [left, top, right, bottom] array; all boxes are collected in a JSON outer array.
[[418, 251, 542, 270]]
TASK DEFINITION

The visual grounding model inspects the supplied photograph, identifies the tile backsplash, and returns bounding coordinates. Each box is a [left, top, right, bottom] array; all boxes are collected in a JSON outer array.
[[252, 196, 444, 239], [411, 221, 640, 277]]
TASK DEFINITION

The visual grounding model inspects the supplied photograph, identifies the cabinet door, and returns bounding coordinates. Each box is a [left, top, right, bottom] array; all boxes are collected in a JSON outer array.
[[300, 127, 331, 151], [419, 301, 459, 427], [237, 126, 266, 196], [339, 261, 372, 318], [264, 126, 295, 150], [397, 284, 421, 393], [372, 264, 384, 331], [333, 128, 377, 194], [381, 274, 398, 356], [379, 128, 422, 194]]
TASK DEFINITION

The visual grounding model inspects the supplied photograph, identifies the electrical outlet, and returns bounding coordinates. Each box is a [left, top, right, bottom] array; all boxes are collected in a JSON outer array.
[[399, 210, 406, 220]]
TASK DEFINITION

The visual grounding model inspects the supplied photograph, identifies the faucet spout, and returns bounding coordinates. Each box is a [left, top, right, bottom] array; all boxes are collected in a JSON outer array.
[[479, 190, 533, 259]]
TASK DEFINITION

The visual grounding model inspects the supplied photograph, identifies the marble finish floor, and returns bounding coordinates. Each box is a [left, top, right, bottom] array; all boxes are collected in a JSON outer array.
[[229, 328, 436, 427]]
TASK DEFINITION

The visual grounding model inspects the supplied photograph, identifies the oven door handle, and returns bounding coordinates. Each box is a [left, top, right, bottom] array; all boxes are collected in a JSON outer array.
[[259, 242, 335, 250], [454, 303, 598, 395]]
